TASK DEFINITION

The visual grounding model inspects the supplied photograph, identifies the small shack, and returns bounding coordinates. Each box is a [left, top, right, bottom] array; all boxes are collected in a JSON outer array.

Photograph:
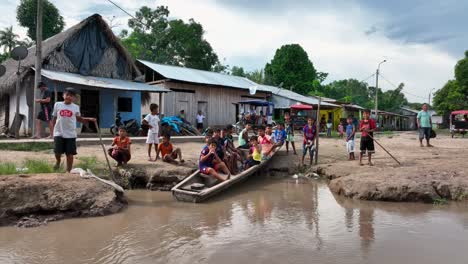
[[0, 14, 169, 134], [137, 60, 271, 127]]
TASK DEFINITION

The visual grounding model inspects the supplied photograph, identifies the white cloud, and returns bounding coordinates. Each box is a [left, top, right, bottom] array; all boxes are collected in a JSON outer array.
[[0, 0, 457, 102]]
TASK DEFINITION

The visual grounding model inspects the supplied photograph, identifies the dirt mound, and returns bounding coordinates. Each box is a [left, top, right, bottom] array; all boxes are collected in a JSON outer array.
[[0, 173, 126, 227]]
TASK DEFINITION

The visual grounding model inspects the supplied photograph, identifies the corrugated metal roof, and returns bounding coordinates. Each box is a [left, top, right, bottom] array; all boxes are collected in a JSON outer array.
[[138, 59, 271, 92], [258, 84, 339, 107], [37, 69, 170, 92]]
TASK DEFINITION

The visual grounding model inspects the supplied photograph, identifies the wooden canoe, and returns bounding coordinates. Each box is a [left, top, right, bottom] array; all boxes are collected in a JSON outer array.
[[171, 146, 282, 203]]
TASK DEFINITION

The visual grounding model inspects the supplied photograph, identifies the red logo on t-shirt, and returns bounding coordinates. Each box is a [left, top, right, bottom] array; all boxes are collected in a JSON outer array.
[[59, 109, 73, 117]]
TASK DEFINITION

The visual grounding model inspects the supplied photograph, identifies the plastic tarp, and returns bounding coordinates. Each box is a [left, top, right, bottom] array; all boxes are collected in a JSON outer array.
[[237, 100, 273, 107], [64, 21, 109, 76], [161, 116, 183, 133]]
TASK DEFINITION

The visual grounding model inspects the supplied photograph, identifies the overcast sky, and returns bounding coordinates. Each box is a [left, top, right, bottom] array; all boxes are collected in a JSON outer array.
[[1, 0, 467, 103]]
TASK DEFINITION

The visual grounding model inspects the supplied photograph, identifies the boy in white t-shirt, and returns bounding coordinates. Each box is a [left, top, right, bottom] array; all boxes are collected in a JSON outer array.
[[142, 103, 160, 161], [52, 87, 96, 172], [196, 110, 205, 132]]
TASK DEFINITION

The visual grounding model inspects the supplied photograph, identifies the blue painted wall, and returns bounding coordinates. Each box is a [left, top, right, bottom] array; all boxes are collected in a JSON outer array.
[[42, 79, 141, 129], [99, 89, 142, 128]]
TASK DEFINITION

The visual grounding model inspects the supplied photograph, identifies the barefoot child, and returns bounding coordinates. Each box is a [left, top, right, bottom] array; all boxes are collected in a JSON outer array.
[[142, 103, 160, 161], [199, 139, 231, 181], [223, 125, 242, 174], [244, 136, 262, 169], [359, 109, 376, 166], [108, 126, 131, 166], [52, 87, 96, 172], [156, 134, 184, 164], [345, 116, 356, 160], [301, 117, 317, 166], [284, 113, 297, 155]]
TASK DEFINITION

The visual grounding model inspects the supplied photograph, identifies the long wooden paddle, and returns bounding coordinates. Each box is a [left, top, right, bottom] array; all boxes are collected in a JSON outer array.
[[366, 133, 401, 165], [94, 121, 117, 183]]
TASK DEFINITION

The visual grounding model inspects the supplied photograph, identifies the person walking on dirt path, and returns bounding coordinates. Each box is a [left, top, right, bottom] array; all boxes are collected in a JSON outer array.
[[52, 88, 96, 172], [417, 103, 433, 147], [284, 113, 297, 155], [32, 82, 54, 139]]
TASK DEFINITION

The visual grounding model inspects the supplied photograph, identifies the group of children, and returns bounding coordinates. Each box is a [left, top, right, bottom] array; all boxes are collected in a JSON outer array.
[[52, 88, 376, 177]]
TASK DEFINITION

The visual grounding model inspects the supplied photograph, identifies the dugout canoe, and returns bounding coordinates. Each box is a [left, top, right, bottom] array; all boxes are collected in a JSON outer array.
[[171, 146, 282, 203]]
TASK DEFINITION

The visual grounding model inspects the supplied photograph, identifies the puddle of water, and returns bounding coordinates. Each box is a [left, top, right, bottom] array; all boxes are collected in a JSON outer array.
[[1, 176, 468, 264]]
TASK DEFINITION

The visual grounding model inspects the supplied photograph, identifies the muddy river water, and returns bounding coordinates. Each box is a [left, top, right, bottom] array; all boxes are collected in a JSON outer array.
[[1, 177, 468, 264]]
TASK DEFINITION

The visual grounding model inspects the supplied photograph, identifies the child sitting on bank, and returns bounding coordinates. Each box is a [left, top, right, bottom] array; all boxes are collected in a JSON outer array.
[[142, 103, 160, 161], [156, 134, 184, 164], [199, 139, 231, 181], [108, 126, 131, 166], [345, 116, 356, 160], [244, 136, 262, 169]]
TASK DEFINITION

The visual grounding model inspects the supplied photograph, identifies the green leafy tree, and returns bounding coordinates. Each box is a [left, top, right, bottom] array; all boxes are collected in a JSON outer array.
[[231, 66, 246, 77], [0, 26, 19, 53], [17, 0, 65, 41], [455, 50, 468, 89], [433, 80, 468, 113], [121, 6, 221, 71], [264, 44, 317, 95], [378, 83, 408, 112], [245, 69, 264, 84], [318, 79, 372, 108]]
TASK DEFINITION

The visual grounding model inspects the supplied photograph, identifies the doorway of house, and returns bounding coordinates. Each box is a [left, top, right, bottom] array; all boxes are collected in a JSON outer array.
[[80, 89, 99, 133], [0, 94, 10, 128], [198, 101, 208, 126]]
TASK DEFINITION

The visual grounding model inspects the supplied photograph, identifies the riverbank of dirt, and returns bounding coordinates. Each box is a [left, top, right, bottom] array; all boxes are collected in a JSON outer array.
[[1, 131, 467, 204], [0, 173, 126, 227]]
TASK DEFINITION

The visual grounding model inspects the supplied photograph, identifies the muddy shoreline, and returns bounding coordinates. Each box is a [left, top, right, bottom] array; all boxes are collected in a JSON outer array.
[[0, 174, 127, 227]]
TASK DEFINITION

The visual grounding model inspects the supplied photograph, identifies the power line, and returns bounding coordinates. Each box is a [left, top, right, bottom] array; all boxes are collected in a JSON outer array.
[[105, 0, 148, 28], [379, 74, 426, 99], [359, 73, 376, 83]]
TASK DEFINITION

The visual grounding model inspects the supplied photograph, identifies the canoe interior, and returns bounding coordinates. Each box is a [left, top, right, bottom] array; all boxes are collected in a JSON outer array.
[[172, 146, 282, 203]]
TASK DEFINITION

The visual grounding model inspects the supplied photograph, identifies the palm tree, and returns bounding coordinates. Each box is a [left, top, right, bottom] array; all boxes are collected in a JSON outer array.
[[0, 26, 19, 53]]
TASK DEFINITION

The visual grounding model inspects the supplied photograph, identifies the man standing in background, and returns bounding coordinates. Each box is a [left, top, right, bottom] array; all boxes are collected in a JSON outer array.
[[417, 103, 433, 147], [32, 82, 54, 139]]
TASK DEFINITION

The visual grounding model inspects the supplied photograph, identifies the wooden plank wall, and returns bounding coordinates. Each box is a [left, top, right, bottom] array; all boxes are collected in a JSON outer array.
[[145, 82, 269, 127]]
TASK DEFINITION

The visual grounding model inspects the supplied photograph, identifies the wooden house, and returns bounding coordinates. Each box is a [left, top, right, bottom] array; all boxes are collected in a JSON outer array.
[[0, 14, 169, 135], [137, 60, 271, 127]]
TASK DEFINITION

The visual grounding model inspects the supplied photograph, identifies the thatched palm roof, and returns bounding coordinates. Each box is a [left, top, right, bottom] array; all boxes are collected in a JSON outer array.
[[0, 14, 141, 95]]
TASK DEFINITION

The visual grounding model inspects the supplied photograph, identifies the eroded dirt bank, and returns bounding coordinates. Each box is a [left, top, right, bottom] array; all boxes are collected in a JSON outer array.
[[0, 174, 126, 227], [313, 132, 468, 203]]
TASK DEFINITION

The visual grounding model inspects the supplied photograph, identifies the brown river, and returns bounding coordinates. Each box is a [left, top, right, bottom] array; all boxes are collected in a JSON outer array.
[[1, 177, 468, 264]]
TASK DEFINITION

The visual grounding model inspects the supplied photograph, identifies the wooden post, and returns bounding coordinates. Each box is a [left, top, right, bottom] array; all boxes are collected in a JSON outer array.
[[314, 96, 321, 165], [32, 0, 43, 137]]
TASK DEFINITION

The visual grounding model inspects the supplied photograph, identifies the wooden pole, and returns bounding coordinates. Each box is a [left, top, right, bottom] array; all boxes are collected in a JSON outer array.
[[14, 61, 21, 139], [95, 121, 117, 183], [367, 134, 401, 165], [314, 96, 321, 165], [32, 0, 43, 137]]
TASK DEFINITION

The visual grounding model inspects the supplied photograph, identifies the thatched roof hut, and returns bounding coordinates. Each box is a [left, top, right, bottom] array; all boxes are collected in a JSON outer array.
[[0, 14, 141, 96]]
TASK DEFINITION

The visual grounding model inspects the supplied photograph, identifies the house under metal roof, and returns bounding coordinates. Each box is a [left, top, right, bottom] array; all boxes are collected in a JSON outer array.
[[38, 69, 171, 93], [258, 84, 339, 108], [138, 59, 271, 92]]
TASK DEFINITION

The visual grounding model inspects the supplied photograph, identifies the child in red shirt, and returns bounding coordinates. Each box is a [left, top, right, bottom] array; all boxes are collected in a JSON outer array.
[[108, 127, 131, 166], [359, 109, 376, 166], [156, 134, 184, 164]]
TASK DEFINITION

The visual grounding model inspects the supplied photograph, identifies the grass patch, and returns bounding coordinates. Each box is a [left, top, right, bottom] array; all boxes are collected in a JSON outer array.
[[0, 142, 53, 152], [0, 159, 55, 175], [0, 162, 17, 175], [76, 156, 99, 171]]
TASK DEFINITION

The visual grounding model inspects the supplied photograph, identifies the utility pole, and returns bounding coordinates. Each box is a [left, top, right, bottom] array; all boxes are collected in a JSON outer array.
[[314, 96, 321, 165], [428, 88, 435, 105], [374, 60, 386, 121], [32, 0, 43, 137]]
